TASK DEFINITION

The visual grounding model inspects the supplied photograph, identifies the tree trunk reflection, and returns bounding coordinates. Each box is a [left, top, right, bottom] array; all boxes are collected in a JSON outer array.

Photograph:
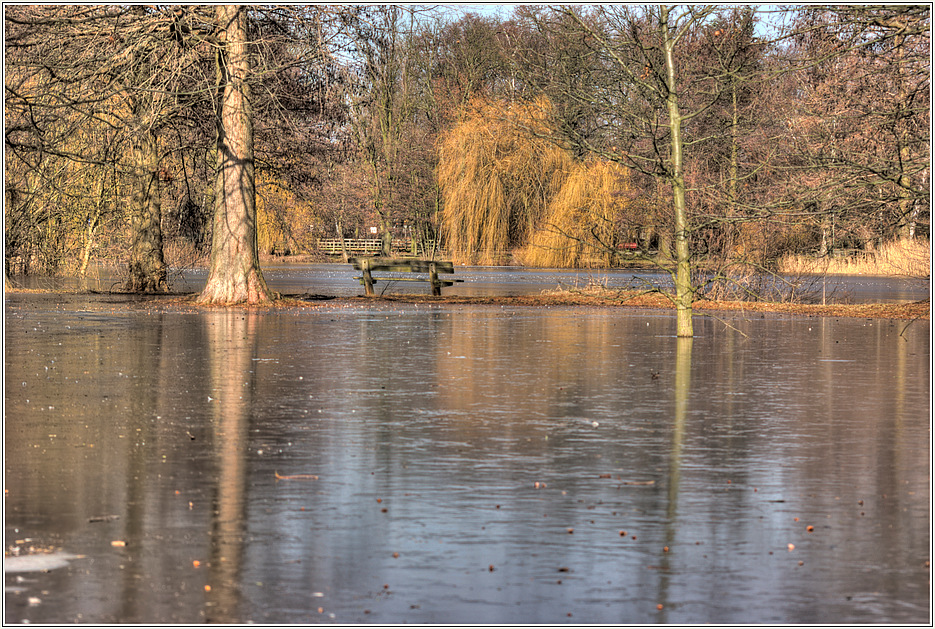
[[204, 311, 257, 622], [657, 336, 692, 618]]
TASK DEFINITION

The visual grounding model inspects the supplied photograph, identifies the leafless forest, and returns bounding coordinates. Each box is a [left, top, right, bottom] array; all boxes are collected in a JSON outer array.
[[5, 6, 930, 305]]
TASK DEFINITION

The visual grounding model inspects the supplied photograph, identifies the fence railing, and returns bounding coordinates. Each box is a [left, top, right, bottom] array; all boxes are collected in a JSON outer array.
[[317, 238, 432, 256], [317, 238, 383, 254]]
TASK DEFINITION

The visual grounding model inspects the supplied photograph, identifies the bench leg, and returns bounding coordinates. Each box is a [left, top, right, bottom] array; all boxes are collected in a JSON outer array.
[[362, 261, 374, 296], [430, 263, 440, 296]]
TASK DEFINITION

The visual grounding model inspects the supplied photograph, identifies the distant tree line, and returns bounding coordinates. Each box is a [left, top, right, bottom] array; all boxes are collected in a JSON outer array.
[[5, 5, 929, 324]]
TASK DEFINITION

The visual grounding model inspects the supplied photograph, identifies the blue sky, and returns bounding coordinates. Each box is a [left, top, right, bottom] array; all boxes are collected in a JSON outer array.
[[440, 4, 784, 38], [439, 3, 517, 18]]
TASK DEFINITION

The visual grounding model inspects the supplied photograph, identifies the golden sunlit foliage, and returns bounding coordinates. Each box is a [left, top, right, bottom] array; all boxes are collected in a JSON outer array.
[[256, 163, 337, 257], [257, 175, 300, 256], [5, 123, 125, 277], [438, 97, 572, 265], [522, 159, 634, 268], [438, 96, 640, 267]]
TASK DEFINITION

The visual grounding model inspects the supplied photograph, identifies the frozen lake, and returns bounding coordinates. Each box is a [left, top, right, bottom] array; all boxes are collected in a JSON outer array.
[[10, 261, 931, 304], [4, 291, 931, 623]]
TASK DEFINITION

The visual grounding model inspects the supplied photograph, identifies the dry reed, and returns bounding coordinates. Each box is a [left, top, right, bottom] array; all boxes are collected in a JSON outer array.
[[778, 238, 931, 277]]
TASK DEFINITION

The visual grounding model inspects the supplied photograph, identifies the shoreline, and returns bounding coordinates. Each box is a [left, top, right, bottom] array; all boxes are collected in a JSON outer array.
[[325, 291, 931, 321], [6, 287, 929, 321]]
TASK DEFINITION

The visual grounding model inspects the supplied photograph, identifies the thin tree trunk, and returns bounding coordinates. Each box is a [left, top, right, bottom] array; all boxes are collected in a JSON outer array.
[[198, 5, 273, 305], [819, 213, 831, 257], [336, 218, 349, 263], [79, 190, 102, 278], [78, 210, 98, 277], [892, 31, 915, 241], [126, 129, 168, 292], [725, 81, 740, 258], [663, 10, 693, 338]]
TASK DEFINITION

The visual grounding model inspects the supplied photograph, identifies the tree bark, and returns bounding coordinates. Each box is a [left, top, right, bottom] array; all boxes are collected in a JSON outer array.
[[893, 34, 915, 241], [126, 129, 168, 292], [336, 219, 349, 263], [79, 177, 106, 278], [662, 9, 694, 338], [198, 5, 273, 305]]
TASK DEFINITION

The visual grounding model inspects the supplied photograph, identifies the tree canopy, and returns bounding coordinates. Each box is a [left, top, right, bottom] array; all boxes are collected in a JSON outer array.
[[5, 5, 929, 317]]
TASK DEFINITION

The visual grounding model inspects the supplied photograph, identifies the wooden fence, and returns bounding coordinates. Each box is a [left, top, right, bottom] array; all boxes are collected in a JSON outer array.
[[317, 238, 430, 256], [317, 238, 383, 255]]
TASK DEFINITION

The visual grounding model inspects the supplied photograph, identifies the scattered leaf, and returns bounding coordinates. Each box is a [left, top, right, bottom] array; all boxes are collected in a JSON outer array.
[[274, 471, 318, 480], [88, 515, 119, 523]]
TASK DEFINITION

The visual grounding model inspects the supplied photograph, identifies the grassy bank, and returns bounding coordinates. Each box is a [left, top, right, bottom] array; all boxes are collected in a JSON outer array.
[[363, 290, 929, 321], [6, 285, 929, 321]]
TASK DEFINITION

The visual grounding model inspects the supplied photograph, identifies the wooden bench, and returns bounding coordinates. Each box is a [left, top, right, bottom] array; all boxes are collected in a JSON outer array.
[[350, 257, 461, 296]]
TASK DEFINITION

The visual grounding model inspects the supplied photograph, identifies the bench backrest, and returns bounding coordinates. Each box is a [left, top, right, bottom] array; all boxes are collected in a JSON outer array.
[[350, 258, 454, 274]]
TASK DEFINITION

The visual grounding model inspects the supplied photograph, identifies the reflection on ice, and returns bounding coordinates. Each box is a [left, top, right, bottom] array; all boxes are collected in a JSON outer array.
[[3, 293, 930, 624], [4, 553, 80, 574]]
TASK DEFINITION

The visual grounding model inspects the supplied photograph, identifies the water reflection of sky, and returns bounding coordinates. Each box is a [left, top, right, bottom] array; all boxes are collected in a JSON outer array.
[[4, 296, 930, 624]]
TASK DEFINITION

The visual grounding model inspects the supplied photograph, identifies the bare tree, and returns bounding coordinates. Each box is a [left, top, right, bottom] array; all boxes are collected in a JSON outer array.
[[514, 5, 731, 337], [197, 6, 273, 305], [4, 5, 218, 290], [6, 5, 350, 297], [776, 6, 930, 252], [338, 6, 451, 256]]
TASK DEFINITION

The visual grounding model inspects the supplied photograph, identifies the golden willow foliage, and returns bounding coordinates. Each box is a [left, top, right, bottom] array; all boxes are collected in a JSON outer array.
[[438, 97, 572, 265], [438, 97, 636, 267], [256, 173, 320, 255], [522, 159, 633, 268]]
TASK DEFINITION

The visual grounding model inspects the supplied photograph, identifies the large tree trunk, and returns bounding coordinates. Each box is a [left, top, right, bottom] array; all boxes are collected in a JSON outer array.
[[126, 129, 168, 292], [198, 5, 273, 305], [663, 10, 694, 338]]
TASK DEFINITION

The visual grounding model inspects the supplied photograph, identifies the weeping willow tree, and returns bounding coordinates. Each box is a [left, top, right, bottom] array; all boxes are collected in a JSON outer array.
[[438, 97, 571, 265], [522, 159, 635, 268]]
